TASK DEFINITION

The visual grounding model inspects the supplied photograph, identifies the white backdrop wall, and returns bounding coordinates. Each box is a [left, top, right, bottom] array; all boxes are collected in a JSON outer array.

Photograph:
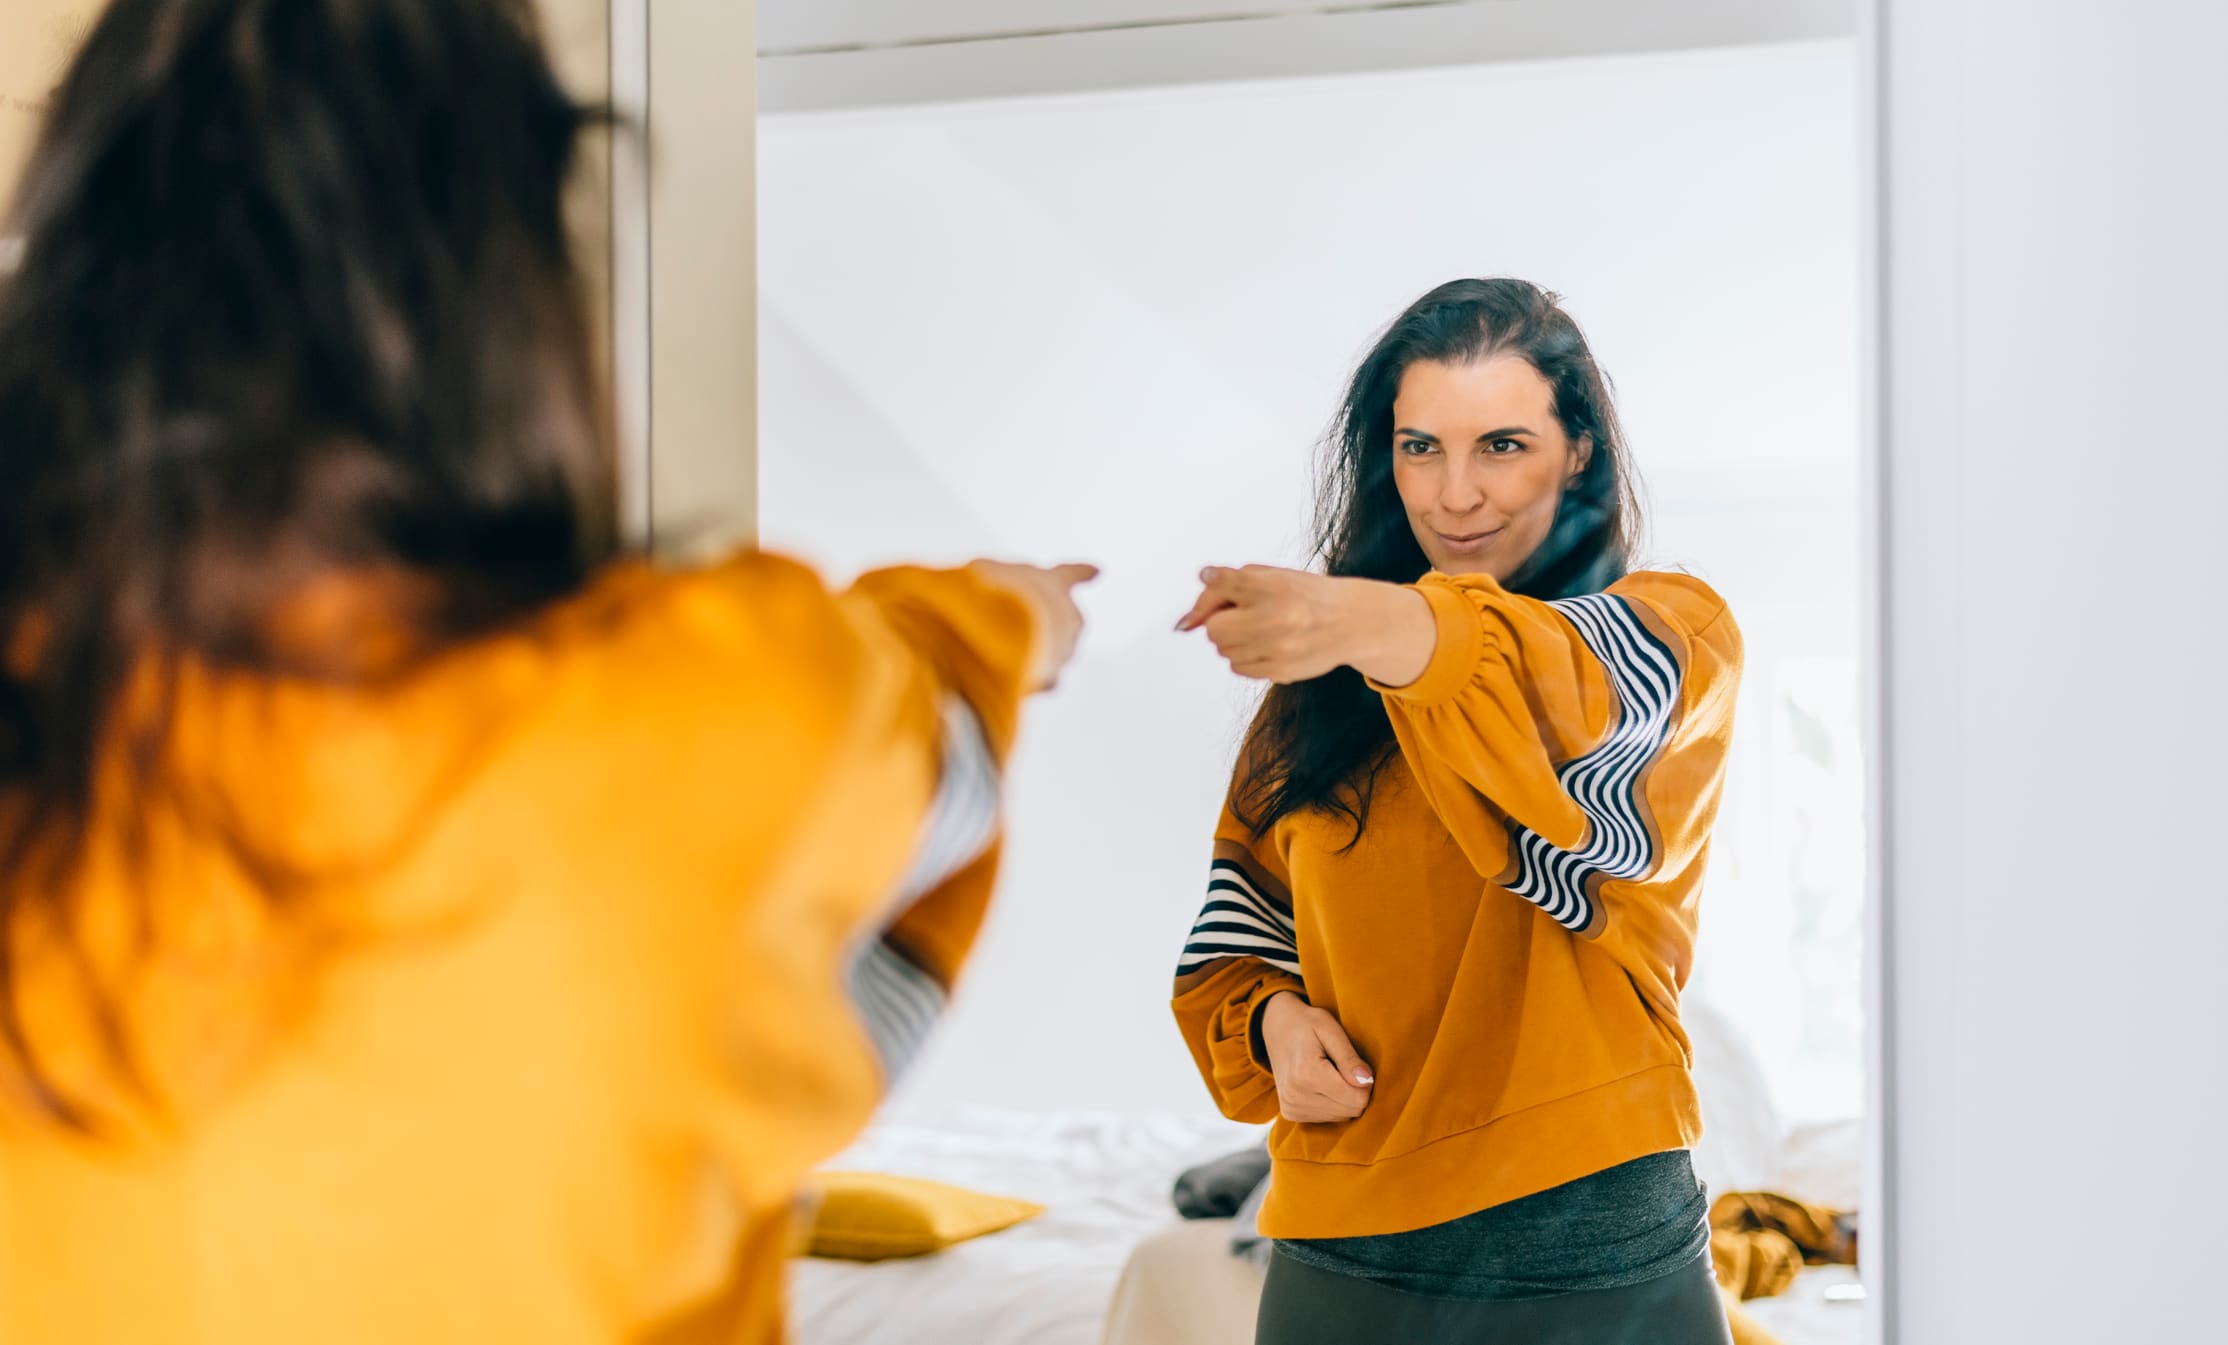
[[759, 40, 1861, 1119], [1876, 0, 2228, 1339]]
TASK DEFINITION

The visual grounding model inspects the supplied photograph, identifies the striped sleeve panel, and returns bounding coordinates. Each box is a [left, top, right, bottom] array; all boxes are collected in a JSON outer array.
[[846, 939, 947, 1082], [1175, 839, 1300, 983], [845, 694, 998, 1079], [1501, 593, 1682, 935]]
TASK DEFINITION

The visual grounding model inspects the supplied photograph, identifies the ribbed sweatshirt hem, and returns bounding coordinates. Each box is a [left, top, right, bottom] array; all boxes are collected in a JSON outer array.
[[1256, 1064, 1701, 1240]]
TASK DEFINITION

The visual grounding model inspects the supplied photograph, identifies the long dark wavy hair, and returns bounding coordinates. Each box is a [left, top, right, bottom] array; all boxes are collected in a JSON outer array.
[[0, 0, 616, 1119], [1232, 278, 1643, 844]]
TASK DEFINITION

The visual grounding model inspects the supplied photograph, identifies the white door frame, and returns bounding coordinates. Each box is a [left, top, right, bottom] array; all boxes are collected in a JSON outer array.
[[1855, 0, 1893, 1340]]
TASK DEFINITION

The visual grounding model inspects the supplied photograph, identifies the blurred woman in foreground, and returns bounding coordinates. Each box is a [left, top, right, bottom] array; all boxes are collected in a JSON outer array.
[[0, 2, 1087, 1340]]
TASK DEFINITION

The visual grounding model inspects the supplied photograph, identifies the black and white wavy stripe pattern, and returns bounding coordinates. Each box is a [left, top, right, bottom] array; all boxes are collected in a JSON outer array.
[[1502, 594, 1681, 932], [1176, 858, 1300, 979], [847, 694, 999, 1078], [847, 938, 946, 1078], [892, 695, 1001, 906]]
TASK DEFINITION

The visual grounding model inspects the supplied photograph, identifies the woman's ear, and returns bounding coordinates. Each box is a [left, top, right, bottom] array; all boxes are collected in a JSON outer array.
[[1567, 433, 1595, 485]]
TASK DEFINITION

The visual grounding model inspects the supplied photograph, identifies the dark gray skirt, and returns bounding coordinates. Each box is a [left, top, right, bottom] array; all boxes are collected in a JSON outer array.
[[1254, 1243, 1734, 1345]]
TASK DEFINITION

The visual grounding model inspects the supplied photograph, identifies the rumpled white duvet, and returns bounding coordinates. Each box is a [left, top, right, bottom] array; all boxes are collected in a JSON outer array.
[[792, 1003, 1866, 1345], [791, 1105, 1259, 1345]]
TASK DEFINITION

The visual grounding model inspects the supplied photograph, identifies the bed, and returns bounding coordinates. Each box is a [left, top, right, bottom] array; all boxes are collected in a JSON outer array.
[[790, 1004, 1866, 1345], [788, 1106, 1863, 1345], [790, 1104, 1261, 1345]]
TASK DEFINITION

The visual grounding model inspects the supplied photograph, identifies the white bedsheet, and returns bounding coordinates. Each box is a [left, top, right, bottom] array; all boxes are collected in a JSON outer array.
[[1737, 1265, 1866, 1345], [1738, 1116, 1869, 1345], [790, 1104, 1871, 1345], [791, 1104, 1261, 1345]]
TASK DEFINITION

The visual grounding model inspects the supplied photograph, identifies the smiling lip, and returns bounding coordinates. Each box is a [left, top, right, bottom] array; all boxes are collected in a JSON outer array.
[[1435, 528, 1501, 552]]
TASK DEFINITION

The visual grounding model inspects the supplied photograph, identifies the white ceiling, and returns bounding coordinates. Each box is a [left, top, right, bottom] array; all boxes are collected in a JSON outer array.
[[758, 2, 1495, 55], [756, 0, 1857, 113]]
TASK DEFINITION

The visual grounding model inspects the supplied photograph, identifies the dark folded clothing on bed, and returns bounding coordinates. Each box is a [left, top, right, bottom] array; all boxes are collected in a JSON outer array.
[[1172, 1143, 1272, 1219]]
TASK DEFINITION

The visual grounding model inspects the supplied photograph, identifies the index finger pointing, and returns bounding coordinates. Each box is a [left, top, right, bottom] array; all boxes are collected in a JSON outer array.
[[1175, 585, 1233, 633]]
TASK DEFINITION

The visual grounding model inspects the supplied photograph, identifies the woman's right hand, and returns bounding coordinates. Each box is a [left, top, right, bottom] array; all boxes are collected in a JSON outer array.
[[970, 561, 1097, 691], [1260, 990, 1374, 1123]]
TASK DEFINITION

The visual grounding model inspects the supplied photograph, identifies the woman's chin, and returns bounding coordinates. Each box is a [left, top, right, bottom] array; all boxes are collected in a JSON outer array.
[[1431, 549, 1501, 578]]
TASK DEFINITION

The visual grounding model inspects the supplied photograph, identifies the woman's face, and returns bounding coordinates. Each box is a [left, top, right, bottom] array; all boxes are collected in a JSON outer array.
[[1389, 355, 1590, 580]]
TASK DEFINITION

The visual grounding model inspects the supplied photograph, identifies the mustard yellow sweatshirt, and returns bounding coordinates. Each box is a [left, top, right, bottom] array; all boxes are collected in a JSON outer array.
[[1172, 570, 1741, 1239], [0, 554, 1037, 1345]]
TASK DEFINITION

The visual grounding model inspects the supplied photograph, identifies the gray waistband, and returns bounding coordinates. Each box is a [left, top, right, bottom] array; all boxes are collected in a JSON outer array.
[[1273, 1148, 1712, 1301]]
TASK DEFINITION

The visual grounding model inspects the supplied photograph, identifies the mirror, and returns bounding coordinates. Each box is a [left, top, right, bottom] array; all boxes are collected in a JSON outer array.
[[755, 6, 1871, 1345], [0, 1, 1875, 1340]]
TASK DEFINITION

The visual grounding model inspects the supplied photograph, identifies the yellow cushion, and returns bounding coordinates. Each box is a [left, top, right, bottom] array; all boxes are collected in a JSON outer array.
[[800, 1171, 1045, 1261]]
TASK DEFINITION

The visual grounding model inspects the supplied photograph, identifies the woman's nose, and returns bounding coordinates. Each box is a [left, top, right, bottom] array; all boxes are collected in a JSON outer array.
[[1438, 464, 1487, 515]]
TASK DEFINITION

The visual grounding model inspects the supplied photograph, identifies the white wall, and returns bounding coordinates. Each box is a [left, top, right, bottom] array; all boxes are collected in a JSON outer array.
[[759, 41, 1860, 1118], [1876, 1, 2228, 1340]]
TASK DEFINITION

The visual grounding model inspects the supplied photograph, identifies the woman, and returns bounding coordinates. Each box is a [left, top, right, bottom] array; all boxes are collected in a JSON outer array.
[[0, 2, 1089, 1342], [1172, 278, 1741, 1344]]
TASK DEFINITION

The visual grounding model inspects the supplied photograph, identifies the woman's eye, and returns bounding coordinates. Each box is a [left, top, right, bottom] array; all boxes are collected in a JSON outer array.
[[1398, 439, 1435, 456], [1486, 439, 1523, 455]]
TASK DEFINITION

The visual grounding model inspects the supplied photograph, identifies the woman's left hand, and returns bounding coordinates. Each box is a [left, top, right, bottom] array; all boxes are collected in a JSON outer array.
[[1175, 565, 1435, 687]]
